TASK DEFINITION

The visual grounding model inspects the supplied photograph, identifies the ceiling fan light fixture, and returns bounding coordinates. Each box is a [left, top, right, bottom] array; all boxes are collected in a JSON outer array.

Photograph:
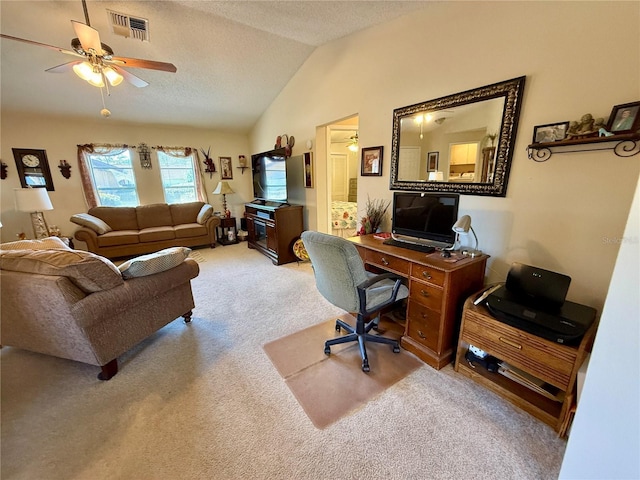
[[86, 70, 105, 88], [347, 133, 359, 152], [72, 61, 94, 81], [104, 67, 123, 86]]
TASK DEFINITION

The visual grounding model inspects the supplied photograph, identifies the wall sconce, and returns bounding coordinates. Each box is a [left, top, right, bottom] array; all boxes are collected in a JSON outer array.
[[58, 160, 71, 179], [1, 162, 7, 179], [138, 143, 151, 168]]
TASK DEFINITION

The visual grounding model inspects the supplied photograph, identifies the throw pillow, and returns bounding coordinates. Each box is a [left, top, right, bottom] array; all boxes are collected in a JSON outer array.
[[70, 213, 112, 235], [1, 236, 70, 251], [118, 246, 192, 279], [0, 249, 123, 293], [196, 204, 213, 224]]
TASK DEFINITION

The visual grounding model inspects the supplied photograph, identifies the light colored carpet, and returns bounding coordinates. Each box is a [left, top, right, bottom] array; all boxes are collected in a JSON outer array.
[[1, 243, 567, 479], [264, 315, 423, 429]]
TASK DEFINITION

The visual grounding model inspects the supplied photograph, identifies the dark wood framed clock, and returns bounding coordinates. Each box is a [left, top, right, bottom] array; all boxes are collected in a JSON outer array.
[[12, 148, 55, 191]]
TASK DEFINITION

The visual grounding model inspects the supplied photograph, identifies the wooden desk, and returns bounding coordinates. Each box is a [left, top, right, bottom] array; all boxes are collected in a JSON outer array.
[[348, 235, 488, 369]]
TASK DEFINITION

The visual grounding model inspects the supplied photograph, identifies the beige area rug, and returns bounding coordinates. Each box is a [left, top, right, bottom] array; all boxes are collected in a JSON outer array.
[[264, 314, 423, 429]]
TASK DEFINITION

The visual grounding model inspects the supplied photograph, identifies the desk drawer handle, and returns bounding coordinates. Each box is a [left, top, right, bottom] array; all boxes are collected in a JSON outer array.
[[417, 330, 426, 339], [381, 257, 389, 266], [420, 289, 430, 297], [499, 337, 522, 349], [421, 312, 428, 319], [422, 271, 432, 280]]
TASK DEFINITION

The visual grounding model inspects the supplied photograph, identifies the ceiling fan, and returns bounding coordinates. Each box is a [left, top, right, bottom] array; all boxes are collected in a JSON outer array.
[[0, 0, 176, 90]]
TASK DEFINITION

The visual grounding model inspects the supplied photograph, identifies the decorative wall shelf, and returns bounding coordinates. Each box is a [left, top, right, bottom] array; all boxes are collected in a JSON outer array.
[[237, 166, 249, 174], [527, 132, 640, 162]]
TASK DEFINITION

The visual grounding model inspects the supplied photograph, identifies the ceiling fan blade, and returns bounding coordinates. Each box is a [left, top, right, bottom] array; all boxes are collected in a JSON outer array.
[[112, 66, 149, 88], [71, 20, 102, 53], [0, 34, 82, 57], [112, 56, 177, 73], [45, 60, 82, 73]]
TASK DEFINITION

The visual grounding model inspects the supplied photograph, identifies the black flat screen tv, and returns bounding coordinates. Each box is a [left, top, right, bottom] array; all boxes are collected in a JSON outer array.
[[251, 148, 288, 202], [391, 192, 459, 247]]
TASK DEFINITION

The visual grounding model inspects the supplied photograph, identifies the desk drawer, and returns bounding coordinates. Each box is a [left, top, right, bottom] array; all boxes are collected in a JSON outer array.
[[411, 265, 445, 287], [406, 300, 441, 352], [462, 311, 576, 390], [364, 250, 410, 276], [409, 280, 443, 311]]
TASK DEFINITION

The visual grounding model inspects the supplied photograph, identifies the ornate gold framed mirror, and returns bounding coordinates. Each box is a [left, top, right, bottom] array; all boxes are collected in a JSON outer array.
[[390, 76, 526, 197]]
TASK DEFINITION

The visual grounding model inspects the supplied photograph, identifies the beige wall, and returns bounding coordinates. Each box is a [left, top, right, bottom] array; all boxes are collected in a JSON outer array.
[[250, 1, 640, 311], [1, 114, 251, 248]]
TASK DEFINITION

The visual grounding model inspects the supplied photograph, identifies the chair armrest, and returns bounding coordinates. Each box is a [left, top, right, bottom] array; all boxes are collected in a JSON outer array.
[[357, 272, 405, 316]]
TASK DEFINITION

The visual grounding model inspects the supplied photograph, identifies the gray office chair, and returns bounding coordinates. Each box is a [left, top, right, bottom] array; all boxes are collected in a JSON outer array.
[[301, 231, 409, 372]]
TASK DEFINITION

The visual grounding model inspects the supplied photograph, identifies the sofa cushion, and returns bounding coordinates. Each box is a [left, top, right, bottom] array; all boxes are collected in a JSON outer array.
[[1, 236, 70, 251], [118, 247, 192, 279], [97, 231, 140, 247], [174, 223, 208, 239], [89, 207, 139, 231], [136, 203, 173, 229], [0, 249, 123, 293], [196, 204, 213, 224], [70, 213, 113, 234], [138, 226, 176, 243], [170, 202, 204, 225]]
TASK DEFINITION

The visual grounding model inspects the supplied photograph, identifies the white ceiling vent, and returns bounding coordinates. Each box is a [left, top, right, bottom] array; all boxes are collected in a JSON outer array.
[[107, 10, 149, 42]]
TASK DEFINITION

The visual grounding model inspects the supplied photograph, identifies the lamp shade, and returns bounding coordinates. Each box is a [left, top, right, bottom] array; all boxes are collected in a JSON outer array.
[[452, 214, 471, 233], [15, 188, 53, 212], [213, 181, 234, 195]]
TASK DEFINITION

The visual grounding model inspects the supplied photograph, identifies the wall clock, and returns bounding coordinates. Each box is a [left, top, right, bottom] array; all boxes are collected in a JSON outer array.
[[12, 148, 55, 191]]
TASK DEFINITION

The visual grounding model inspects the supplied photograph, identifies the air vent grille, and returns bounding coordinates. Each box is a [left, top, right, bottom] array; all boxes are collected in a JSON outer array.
[[107, 10, 149, 42]]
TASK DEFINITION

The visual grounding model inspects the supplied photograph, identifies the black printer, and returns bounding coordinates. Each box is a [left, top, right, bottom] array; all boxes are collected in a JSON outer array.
[[484, 263, 596, 344]]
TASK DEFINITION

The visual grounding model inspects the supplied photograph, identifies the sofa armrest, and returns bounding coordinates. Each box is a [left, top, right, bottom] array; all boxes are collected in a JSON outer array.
[[203, 216, 221, 245], [74, 227, 100, 252]]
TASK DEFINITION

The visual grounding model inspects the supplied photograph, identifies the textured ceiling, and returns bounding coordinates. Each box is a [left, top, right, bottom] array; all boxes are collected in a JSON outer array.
[[0, 1, 431, 132]]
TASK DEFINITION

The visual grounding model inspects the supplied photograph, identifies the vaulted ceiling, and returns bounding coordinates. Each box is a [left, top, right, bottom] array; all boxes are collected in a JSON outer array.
[[1, 1, 431, 132]]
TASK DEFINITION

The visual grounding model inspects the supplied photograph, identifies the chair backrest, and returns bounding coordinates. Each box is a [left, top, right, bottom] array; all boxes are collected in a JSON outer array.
[[300, 231, 368, 312]]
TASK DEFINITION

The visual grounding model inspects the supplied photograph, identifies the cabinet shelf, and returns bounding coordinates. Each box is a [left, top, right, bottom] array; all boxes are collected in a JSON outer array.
[[527, 132, 640, 161]]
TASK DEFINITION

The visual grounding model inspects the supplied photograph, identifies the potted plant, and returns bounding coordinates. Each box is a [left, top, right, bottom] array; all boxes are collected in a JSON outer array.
[[357, 196, 390, 235]]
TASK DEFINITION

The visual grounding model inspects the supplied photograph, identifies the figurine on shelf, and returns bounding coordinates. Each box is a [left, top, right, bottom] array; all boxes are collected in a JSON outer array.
[[566, 113, 599, 139], [201, 147, 216, 178]]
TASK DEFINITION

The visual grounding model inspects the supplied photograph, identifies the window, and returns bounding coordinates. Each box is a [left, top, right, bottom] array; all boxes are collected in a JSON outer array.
[[87, 150, 139, 206], [158, 151, 197, 203]]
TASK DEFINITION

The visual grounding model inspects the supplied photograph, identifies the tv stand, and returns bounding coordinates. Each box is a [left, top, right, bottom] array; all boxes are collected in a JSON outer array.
[[245, 203, 303, 265]]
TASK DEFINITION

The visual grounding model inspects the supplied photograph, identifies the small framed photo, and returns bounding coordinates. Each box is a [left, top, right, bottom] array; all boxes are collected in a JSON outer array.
[[361, 146, 383, 176], [303, 152, 313, 188], [427, 151, 439, 172], [532, 121, 570, 143], [220, 157, 233, 179], [607, 102, 640, 134]]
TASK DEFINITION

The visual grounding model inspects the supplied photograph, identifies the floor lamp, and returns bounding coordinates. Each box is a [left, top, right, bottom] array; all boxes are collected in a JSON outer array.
[[213, 181, 234, 217], [15, 188, 54, 239]]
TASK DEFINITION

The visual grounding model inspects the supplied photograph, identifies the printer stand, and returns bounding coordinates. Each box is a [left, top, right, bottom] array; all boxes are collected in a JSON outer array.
[[454, 294, 596, 437]]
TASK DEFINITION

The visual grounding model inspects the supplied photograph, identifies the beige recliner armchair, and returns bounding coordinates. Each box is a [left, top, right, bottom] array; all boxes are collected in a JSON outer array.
[[0, 237, 200, 380]]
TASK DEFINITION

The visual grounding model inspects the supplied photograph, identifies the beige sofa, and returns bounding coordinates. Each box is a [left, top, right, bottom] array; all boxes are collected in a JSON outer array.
[[0, 237, 200, 380], [72, 201, 220, 259]]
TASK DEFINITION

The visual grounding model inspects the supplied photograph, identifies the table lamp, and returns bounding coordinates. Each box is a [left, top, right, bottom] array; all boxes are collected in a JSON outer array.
[[452, 214, 481, 257], [15, 188, 53, 239], [213, 181, 234, 217]]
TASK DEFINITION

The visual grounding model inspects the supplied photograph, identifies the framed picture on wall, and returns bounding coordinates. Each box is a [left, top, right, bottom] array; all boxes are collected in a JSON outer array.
[[304, 152, 313, 188], [220, 157, 233, 179], [361, 146, 383, 176], [532, 121, 570, 143], [607, 102, 640, 134], [427, 151, 439, 172]]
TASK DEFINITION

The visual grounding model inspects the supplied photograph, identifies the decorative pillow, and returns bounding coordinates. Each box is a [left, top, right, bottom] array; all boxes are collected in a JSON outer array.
[[196, 204, 213, 225], [0, 249, 123, 293], [118, 247, 192, 279], [1, 236, 70, 251], [70, 213, 112, 235]]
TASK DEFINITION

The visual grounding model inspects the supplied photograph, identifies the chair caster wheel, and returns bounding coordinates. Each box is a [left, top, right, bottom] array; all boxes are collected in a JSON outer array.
[[324, 346, 331, 355], [393, 345, 400, 353], [335, 324, 341, 332], [362, 364, 370, 373]]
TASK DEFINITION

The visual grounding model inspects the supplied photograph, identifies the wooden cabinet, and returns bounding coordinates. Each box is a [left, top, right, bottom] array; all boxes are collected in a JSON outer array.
[[245, 203, 303, 265], [454, 296, 596, 436], [349, 235, 487, 369]]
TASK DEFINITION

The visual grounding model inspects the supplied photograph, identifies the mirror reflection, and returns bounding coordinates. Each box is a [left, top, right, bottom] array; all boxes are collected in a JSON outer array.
[[390, 76, 526, 197]]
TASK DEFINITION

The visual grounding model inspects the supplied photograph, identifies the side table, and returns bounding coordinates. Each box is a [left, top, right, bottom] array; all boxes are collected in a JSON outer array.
[[217, 217, 238, 246]]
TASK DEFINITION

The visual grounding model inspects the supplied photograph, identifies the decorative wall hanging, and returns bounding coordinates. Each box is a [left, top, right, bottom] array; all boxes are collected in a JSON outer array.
[[138, 143, 152, 168], [1, 162, 7, 179], [201, 147, 216, 178], [58, 159, 72, 178], [220, 157, 233, 179], [361, 146, 383, 177], [304, 152, 313, 188]]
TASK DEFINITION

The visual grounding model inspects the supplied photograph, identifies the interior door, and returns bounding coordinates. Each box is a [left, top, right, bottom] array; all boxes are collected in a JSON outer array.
[[399, 146, 421, 180], [331, 153, 348, 201]]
